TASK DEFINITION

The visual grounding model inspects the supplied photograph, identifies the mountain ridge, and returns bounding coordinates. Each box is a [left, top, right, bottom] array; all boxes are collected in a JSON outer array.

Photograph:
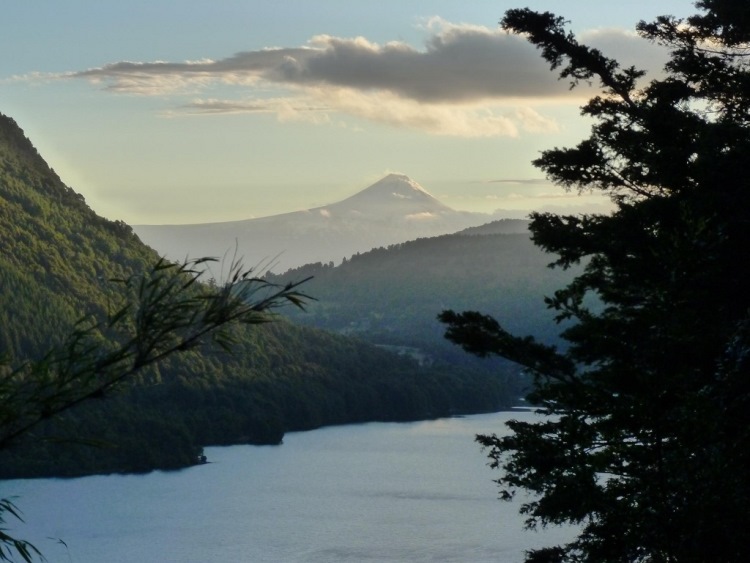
[[331, 173, 451, 214], [133, 174, 498, 272], [0, 111, 517, 478], [266, 220, 571, 362]]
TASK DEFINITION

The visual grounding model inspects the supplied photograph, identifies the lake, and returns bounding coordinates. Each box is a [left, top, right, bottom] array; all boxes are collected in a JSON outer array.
[[1, 410, 575, 562]]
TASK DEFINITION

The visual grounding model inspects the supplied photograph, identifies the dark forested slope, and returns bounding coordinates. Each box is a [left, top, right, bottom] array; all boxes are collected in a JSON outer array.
[[266, 225, 576, 369], [0, 113, 516, 478]]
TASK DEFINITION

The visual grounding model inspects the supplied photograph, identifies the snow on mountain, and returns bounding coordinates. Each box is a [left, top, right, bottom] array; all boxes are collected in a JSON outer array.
[[133, 175, 498, 273], [328, 173, 451, 215]]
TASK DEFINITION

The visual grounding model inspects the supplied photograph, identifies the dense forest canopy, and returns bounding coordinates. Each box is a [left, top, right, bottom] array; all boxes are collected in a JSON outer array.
[[441, 2, 750, 562], [266, 223, 577, 376]]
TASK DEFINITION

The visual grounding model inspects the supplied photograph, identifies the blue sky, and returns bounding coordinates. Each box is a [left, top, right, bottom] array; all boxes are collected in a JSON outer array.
[[2, 1, 693, 224]]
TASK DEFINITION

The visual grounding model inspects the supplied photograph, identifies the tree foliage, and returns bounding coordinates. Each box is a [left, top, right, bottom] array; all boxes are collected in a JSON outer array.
[[441, 3, 750, 561], [0, 110, 521, 560], [0, 113, 519, 485], [0, 258, 308, 453], [266, 222, 572, 378], [0, 257, 309, 562]]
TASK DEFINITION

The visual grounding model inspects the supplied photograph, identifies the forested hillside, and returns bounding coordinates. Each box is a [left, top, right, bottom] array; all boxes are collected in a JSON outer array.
[[0, 113, 518, 478], [0, 117, 158, 359], [265, 224, 576, 370]]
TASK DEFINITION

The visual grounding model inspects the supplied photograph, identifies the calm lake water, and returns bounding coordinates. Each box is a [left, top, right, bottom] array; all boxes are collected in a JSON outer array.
[[1, 410, 575, 563]]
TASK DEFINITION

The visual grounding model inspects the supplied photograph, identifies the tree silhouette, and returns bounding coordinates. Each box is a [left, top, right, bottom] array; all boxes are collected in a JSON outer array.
[[441, 3, 750, 561]]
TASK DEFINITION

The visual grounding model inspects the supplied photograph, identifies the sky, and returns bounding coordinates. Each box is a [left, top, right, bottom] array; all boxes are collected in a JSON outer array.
[[2, 1, 694, 225]]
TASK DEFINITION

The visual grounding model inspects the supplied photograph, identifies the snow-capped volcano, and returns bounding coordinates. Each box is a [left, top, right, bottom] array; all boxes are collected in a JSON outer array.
[[134, 175, 498, 273], [330, 173, 450, 214]]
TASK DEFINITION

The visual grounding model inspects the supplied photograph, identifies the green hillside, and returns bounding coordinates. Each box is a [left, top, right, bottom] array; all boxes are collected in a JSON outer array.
[[0, 117, 159, 359], [265, 226, 577, 370], [0, 113, 518, 478]]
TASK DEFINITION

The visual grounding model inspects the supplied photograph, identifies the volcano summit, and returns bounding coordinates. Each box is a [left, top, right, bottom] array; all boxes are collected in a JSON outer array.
[[134, 174, 505, 272]]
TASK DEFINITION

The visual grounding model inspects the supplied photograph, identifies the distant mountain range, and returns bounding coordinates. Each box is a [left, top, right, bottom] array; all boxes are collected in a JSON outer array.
[[134, 174, 515, 272]]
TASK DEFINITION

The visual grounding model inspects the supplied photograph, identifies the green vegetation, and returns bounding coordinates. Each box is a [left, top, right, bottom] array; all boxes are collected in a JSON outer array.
[[266, 221, 575, 374], [441, 3, 750, 562], [0, 112, 517, 482], [0, 256, 311, 475], [0, 117, 158, 360], [0, 111, 522, 559]]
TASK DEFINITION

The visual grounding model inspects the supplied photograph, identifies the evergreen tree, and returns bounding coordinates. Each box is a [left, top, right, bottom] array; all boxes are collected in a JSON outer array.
[[440, 3, 750, 561]]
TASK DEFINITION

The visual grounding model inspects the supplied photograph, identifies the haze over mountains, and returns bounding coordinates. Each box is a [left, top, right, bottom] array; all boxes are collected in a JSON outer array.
[[134, 174, 522, 272], [0, 112, 520, 477]]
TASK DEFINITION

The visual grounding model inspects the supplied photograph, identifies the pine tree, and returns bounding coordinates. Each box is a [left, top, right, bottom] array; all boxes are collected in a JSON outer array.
[[441, 3, 750, 561]]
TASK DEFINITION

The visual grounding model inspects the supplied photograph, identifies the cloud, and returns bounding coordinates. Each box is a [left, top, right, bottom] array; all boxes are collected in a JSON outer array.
[[72, 20, 665, 99], [483, 178, 551, 185], [276, 27, 572, 103], [174, 97, 331, 124], [64, 18, 667, 135], [72, 50, 311, 95], [303, 87, 522, 137], [580, 28, 670, 75], [405, 212, 438, 221], [72, 23, 576, 101], [487, 190, 591, 201], [176, 88, 529, 137], [513, 107, 560, 133]]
